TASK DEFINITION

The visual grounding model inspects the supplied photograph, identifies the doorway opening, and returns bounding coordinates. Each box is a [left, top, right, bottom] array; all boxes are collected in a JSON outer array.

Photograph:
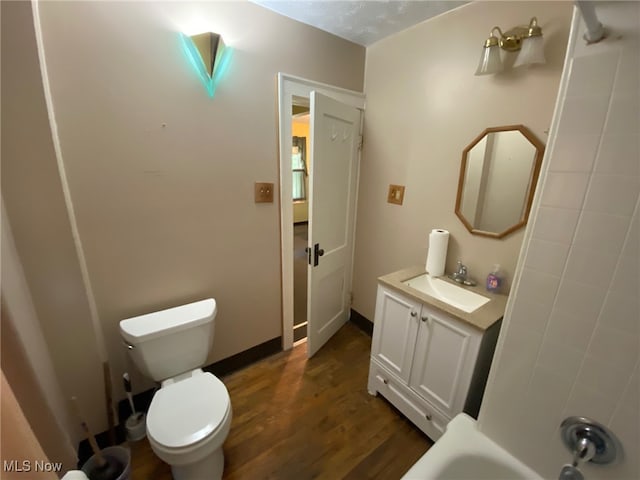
[[277, 73, 365, 354], [293, 222, 308, 344], [292, 102, 310, 345]]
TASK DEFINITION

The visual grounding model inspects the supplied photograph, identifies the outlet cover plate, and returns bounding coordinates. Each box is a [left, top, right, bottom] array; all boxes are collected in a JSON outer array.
[[255, 182, 274, 203]]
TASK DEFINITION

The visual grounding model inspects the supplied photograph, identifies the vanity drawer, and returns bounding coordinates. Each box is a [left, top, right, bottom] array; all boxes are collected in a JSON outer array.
[[368, 359, 449, 441]]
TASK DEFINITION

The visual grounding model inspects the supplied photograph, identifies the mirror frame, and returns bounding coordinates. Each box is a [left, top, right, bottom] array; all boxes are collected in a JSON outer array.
[[455, 124, 545, 239]]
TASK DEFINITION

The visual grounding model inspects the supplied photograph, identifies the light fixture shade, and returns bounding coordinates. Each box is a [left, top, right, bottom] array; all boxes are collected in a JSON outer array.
[[514, 35, 545, 68], [475, 44, 503, 76], [189, 32, 226, 78], [181, 32, 233, 98]]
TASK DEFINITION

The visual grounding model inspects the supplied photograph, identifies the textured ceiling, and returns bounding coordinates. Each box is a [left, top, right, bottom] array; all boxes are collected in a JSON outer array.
[[252, 1, 468, 46]]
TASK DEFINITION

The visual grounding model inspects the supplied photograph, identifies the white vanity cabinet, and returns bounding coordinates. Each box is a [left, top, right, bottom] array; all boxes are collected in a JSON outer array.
[[369, 286, 420, 383], [368, 284, 497, 441]]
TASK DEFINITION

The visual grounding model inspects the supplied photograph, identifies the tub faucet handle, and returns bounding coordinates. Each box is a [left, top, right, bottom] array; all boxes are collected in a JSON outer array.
[[557, 437, 594, 480], [573, 437, 596, 465], [557, 416, 621, 480], [558, 464, 584, 480]]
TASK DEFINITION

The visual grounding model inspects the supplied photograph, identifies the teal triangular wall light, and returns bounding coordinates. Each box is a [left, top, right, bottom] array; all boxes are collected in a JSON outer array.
[[180, 32, 233, 98]]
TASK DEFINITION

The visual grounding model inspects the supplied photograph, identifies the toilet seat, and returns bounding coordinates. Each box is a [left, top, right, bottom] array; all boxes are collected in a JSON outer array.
[[147, 372, 230, 449]]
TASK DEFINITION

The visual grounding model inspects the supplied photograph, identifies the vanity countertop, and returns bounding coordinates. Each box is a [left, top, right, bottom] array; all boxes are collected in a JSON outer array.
[[378, 266, 508, 331]]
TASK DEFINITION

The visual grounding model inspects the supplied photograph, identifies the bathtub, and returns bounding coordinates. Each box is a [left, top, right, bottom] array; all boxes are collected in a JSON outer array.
[[402, 414, 542, 479]]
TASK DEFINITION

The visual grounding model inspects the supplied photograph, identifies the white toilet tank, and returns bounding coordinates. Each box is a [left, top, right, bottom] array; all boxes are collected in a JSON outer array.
[[120, 298, 217, 382]]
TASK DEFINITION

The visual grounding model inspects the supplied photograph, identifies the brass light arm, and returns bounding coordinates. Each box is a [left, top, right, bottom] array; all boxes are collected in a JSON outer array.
[[483, 27, 502, 48], [475, 15, 546, 74], [526, 17, 543, 38], [483, 17, 543, 51]]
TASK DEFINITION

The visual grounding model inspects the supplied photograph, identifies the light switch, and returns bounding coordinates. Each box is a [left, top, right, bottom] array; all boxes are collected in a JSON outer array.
[[387, 184, 405, 205], [255, 182, 274, 203]]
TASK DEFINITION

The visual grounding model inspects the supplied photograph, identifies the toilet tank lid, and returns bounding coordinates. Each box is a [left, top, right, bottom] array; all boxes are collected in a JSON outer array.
[[120, 298, 216, 343]]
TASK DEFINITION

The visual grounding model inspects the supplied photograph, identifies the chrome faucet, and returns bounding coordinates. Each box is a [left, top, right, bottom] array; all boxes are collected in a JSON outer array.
[[558, 416, 620, 480], [450, 261, 467, 282], [449, 261, 476, 286]]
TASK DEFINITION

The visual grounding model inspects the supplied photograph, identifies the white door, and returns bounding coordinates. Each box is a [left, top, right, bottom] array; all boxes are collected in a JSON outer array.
[[306, 92, 361, 358]]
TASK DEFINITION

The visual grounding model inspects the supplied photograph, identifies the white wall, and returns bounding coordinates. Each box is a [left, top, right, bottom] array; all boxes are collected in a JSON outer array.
[[479, 3, 639, 479], [353, 1, 573, 321], [3, 0, 364, 438], [1, 0, 106, 438], [1, 202, 78, 466], [1, 371, 57, 480]]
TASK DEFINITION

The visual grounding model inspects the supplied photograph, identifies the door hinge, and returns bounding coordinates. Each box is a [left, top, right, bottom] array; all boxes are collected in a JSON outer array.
[[349, 292, 354, 305], [357, 135, 363, 151]]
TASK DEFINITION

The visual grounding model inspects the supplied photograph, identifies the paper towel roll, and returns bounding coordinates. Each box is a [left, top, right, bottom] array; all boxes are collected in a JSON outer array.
[[426, 229, 449, 277]]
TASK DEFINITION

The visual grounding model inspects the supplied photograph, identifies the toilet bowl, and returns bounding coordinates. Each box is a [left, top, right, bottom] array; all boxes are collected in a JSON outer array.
[[147, 370, 231, 480], [120, 299, 231, 480]]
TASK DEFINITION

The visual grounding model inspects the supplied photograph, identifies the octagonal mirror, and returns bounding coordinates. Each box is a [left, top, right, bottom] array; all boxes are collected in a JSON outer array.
[[455, 125, 544, 239]]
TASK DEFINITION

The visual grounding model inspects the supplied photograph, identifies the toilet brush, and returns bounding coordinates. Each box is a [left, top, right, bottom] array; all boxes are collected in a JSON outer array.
[[122, 373, 139, 418], [122, 373, 146, 441]]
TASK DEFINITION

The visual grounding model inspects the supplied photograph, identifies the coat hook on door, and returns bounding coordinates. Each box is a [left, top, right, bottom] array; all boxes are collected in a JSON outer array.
[[331, 125, 338, 141]]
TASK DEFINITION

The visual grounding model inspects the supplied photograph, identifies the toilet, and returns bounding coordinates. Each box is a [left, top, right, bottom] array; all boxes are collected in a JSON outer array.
[[119, 298, 231, 480]]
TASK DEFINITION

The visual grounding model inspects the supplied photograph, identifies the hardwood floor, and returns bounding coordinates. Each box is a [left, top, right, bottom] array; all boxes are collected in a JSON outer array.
[[129, 322, 432, 479]]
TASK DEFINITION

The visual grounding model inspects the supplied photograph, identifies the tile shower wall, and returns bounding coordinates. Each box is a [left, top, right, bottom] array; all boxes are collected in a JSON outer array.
[[479, 3, 639, 479]]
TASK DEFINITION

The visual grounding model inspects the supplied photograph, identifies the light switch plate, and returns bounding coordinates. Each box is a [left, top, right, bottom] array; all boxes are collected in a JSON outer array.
[[255, 182, 274, 203], [387, 184, 405, 205]]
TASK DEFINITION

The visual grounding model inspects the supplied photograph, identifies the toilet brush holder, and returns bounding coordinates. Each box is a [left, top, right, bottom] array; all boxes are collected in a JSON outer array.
[[125, 413, 146, 442]]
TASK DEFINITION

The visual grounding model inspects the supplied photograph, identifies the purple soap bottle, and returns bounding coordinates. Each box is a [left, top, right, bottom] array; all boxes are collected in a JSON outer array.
[[486, 264, 502, 293]]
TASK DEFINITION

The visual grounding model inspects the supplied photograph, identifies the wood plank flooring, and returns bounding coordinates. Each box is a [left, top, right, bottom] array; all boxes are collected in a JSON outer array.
[[129, 322, 432, 479]]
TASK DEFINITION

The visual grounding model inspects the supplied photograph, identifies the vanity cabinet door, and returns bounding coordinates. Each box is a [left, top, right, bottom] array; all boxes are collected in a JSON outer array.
[[371, 287, 420, 383], [408, 308, 482, 418]]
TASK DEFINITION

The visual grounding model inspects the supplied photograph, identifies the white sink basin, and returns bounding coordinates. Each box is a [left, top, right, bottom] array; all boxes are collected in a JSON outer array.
[[402, 274, 490, 313]]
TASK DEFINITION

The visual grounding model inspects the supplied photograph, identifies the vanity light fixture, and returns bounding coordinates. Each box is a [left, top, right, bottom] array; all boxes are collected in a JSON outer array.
[[475, 17, 545, 76], [181, 31, 232, 97]]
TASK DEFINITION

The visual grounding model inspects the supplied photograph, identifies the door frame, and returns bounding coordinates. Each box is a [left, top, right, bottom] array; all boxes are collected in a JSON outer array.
[[277, 73, 365, 350]]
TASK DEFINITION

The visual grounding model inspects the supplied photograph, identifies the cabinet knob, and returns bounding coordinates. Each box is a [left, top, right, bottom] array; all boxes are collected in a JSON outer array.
[[421, 315, 428, 322], [382, 378, 389, 385], [425, 413, 432, 421], [410, 311, 417, 317]]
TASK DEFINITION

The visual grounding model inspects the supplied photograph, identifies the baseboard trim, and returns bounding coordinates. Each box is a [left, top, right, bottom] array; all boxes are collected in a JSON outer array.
[[204, 336, 282, 377], [78, 336, 282, 467], [350, 309, 373, 336]]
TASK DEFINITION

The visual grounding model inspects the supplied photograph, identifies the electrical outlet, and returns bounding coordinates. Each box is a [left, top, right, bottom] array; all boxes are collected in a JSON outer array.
[[255, 182, 274, 203], [387, 184, 405, 205]]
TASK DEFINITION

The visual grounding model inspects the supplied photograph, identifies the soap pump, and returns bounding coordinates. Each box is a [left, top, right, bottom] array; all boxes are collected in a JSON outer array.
[[486, 264, 502, 293]]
